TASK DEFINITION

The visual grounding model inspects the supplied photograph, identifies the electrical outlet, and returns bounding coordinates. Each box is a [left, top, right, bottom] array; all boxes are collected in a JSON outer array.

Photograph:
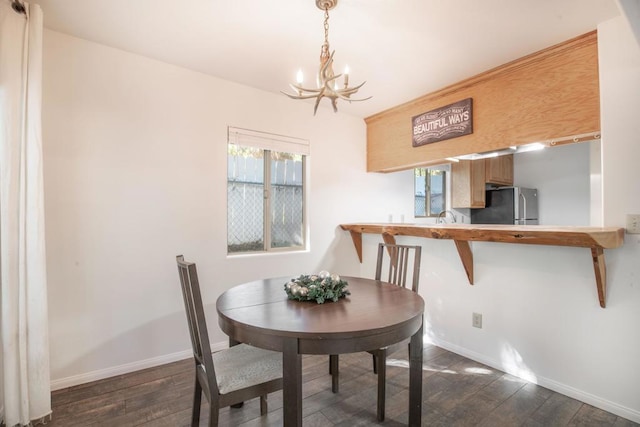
[[627, 214, 640, 234], [472, 312, 483, 329]]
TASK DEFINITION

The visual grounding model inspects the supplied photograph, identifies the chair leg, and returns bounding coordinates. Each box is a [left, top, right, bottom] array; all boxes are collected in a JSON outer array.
[[330, 354, 339, 393], [208, 401, 219, 427], [192, 377, 202, 427], [376, 349, 387, 422], [260, 394, 268, 415], [372, 353, 377, 374]]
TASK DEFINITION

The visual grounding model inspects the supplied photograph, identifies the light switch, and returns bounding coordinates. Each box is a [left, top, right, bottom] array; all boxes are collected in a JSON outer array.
[[626, 214, 640, 234]]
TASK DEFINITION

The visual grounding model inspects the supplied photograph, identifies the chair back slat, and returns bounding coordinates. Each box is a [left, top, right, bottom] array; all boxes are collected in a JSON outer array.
[[176, 255, 218, 395], [375, 243, 422, 293]]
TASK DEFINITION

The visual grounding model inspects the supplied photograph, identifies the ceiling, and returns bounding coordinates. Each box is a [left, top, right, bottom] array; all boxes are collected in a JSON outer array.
[[27, 0, 621, 118]]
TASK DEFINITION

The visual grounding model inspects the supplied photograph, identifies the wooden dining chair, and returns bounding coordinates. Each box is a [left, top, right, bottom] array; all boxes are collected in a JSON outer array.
[[329, 242, 422, 421], [176, 255, 283, 427]]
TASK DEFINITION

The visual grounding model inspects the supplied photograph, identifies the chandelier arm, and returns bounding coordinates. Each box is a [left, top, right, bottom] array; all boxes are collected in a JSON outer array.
[[322, 78, 341, 92], [345, 80, 367, 91], [335, 81, 367, 96], [313, 93, 324, 115], [281, 91, 327, 100], [289, 83, 323, 94], [326, 72, 342, 82], [336, 94, 373, 102], [331, 98, 338, 113]]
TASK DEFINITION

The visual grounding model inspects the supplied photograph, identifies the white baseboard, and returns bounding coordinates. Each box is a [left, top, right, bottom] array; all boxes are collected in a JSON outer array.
[[429, 337, 640, 424], [50, 340, 228, 391], [51, 338, 640, 424]]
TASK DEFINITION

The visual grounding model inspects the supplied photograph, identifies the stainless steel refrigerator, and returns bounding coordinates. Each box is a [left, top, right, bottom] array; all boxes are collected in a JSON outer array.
[[470, 187, 539, 225]]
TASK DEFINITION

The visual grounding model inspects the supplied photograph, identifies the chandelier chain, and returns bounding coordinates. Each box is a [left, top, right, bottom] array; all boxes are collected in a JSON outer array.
[[324, 7, 330, 44], [320, 7, 330, 61]]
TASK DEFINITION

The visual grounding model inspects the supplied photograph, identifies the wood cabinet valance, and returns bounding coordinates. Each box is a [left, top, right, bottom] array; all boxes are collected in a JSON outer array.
[[365, 31, 600, 172]]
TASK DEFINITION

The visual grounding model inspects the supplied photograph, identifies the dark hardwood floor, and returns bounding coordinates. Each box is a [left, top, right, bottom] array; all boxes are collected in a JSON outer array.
[[48, 343, 638, 426]]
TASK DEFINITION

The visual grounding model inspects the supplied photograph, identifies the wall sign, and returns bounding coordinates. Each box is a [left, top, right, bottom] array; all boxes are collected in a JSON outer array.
[[412, 98, 473, 147]]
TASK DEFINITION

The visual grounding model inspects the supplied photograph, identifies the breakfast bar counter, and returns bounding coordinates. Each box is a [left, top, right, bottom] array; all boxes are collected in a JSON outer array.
[[340, 223, 625, 308]]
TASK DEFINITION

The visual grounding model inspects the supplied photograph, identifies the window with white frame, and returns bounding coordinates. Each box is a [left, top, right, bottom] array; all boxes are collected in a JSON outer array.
[[414, 165, 448, 217], [227, 127, 308, 254]]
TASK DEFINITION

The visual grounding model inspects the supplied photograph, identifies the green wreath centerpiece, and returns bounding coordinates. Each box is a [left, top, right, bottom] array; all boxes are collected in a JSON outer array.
[[284, 271, 350, 304]]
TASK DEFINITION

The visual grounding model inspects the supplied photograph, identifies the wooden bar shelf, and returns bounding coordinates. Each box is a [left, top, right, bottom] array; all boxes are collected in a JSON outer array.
[[340, 223, 625, 308]]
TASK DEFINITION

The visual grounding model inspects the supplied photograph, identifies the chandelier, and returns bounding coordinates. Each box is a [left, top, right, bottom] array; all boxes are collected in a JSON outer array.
[[282, 0, 370, 115]]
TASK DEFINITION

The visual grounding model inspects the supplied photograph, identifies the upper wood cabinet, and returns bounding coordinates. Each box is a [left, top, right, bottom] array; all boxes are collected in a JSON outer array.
[[452, 160, 486, 208], [485, 154, 513, 186]]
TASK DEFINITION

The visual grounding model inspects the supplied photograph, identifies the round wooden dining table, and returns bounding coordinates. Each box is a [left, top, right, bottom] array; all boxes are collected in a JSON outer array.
[[216, 275, 425, 426]]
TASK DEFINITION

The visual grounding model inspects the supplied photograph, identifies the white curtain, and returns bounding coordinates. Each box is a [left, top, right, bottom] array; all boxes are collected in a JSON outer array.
[[0, 1, 51, 426]]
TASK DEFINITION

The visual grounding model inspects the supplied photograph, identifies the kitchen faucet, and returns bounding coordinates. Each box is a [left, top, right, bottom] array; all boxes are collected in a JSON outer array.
[[437, 210, 457, 224]]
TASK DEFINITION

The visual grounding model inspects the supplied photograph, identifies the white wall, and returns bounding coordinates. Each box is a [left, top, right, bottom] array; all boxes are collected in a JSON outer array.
[[42, 18, 640, 423], [514, 141, 592, 225], [597, 12, 640, 417], [41, 30, 412, 385]]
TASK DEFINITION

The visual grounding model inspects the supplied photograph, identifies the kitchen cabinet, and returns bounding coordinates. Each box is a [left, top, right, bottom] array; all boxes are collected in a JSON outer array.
[[485, 154, 514, 185], [451, 160, 486, 208], [452, 155, 514, 208]]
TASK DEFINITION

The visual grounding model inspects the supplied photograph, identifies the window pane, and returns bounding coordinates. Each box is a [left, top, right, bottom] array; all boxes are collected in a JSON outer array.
[[270, 151, 304, 249], [428, 170, 446, 216], [414, 168, 426, 217], [415, 167, 447, 217], [227, 144, 264, 253]]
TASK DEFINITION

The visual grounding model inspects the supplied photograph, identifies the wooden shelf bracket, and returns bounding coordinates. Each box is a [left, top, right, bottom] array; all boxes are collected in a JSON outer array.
[[453, 240, 474, 285], [591, 247, 607, 308]]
